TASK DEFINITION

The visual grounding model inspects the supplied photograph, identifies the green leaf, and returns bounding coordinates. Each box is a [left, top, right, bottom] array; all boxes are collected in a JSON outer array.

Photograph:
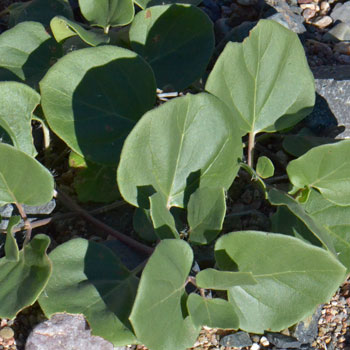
[[256, 156, 274, 179], [133, 207, 158, 242], [129, 239, 200, 350], [117, 93, 242, 209], [149, 192, 179, 239], [50, 16, 110, 46], [188, 187, 226, 244], [134, 0, 202, 9], [205, 20, 315, 136], [129, 4, 214, 91], [38, 238, 138, 346], [0, 143, 54, 206], [0, 21, 63, 88], [40, 45, 156, 164], [187, 293, 239, 329], [8, 0, 73, 27], [69, 152, 120, 203], [215, 231, 346, 333], [78, 0, 134, 30], [287, 140, 350, 206], [0, 228, 51, 319], [0, 82, 39, 156], [196, 268, 257, 289]]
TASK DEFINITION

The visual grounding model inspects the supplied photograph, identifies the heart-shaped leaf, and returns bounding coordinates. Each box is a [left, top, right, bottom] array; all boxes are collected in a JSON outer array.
[[117, 93, 242, 209], [205, 20, 314, 136], [214, 231, 346, 333], [38, 238, 138, 346], [188, 187, 226, 244], [187, 293, 239, 329], [0, 217, 51, 319], [129, 4, 214, 91], [287, 140, 350, 206], [134, 0, 202, 10], [50, 16, 110, 46], [40, 45, 156, 164], [0, 21, 62, 88], [129, 239, 200, 350], [0, 82, 40, 156], [78, 0, 134, 30], [0, 143, 54, 206], [256, 156, 274, 179]]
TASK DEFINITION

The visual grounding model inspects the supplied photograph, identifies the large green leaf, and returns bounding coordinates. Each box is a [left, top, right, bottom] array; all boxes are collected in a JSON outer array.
[[40, 45, 156, 164], [0, 82, 39, 156], [0, 21, 62, 88], [287, 140, 350, 206], [187, 187, 226, 244], [8, 0, 73, 27], [187, 293, 239, 329], [0, 217, 51, 319], [134, 0, 202, 10], [38, 238, 138, 346], [78, 0, 134, 30], [205, 20, 315, 136], [0, 143, 54, 206], [129, 239, 199, 350], [215, 231, 346, 333], [50, 16, 110, 46], [118, 93, 242, 209], [129, 4, 214, 91]]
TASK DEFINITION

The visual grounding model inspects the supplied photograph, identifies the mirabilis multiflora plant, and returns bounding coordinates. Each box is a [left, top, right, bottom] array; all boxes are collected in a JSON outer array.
[[0, 1, 348, 349]]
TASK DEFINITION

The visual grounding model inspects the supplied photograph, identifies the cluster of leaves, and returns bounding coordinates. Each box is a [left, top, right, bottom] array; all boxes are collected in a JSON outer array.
[[0, 1, 349, 349]]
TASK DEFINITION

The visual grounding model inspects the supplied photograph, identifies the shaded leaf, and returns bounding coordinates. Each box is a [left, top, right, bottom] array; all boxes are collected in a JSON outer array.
[[134, 0, 202, 9], [0, 143, 54, 206], [287, 140, 350, 206], [50, 16, 110, 46], [130, 4, 214, 91], [188, 187, 226, 244], [0, 226, 51, 319], [0, 82, 39, 156], [205, 20, 314, 136], [133, 207, 158, 243], [117, 93, 242, 209], [129, 239, 200, 350], [38, 238, 138, 346], [187, 293, 238, 329], [256, 156, 274, 179], [40, 45, 156, 164], [215, 231, 346, 333]]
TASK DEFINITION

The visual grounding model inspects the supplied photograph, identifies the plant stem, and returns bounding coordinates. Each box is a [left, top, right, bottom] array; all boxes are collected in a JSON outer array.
[[15, 202, 32, 246], [57, 188, 154, 256], [104, 25, 110, 34], [247, 132, 255, 168]]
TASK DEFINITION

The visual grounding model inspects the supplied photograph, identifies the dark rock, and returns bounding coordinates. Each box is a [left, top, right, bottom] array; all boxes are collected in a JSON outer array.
[[330, 1, 350, 25], [214, 18, 232, 42], [201, 0, 221, 22], [220, 331, 253, 347], [25, 313, 116, 350], [265, 332, 302, 348]]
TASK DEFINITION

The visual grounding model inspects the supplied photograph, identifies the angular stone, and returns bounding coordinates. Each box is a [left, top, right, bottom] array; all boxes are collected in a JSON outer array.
[[323, 22, 350, 42], [265, 332, 302, 348], [331, 1, 350, 25], [220, 331, 253, 347], [25, 313, 117, 350]]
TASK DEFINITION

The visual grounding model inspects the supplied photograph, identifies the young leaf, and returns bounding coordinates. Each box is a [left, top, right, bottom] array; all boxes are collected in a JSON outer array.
[[287, 140, 350, 206], [78, 0, 134, 30], [187, 294, 239, 329], [50, 16, 110, 46], [0, 82, 40, 157], [256, 156, 274, 179], [205, 20, 314, 136], [129, 4, 214, 91], [0, 21, 62, 88], [215, 231, 346, 333], [187, 187, 226, 244], [38, 238, 138, 346], [134, 0, 202, 9], [129, 239, 200, 350], [40, 45, 156, 165], [117, 93, 242, 209], [0, 143, 54, 206], [0, 222, 51, 319]]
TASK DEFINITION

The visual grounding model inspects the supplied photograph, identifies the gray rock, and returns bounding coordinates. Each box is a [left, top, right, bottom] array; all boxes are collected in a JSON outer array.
[[220, 331, 253, 347], [23, 199, 56, 215], [25, 313, 117, 350], [331, 1, 350, 25], [0, 204, 14, 229], [323, 22, 350, 42], [265, 332, 302, 348]]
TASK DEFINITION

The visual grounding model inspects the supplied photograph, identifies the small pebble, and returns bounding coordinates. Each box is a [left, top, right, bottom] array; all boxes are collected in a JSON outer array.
[[320, 1, 330, 15], [250, 343, 260, 350], [311, 15, 332, 28], [0, 327, 14, 340], [260, 336, 269, 347], [303, 8, 316, 21]]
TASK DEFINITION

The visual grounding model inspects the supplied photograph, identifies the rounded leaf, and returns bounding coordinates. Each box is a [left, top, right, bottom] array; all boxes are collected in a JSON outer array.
[[0, 143, 54, 206], [130, 4, 214, 91], [134, 0, 202, 9], [40, 45, 156, 164], [117, 93, 242, 209], [205, 20, 315, 136], [256, 156, 274, 179]]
